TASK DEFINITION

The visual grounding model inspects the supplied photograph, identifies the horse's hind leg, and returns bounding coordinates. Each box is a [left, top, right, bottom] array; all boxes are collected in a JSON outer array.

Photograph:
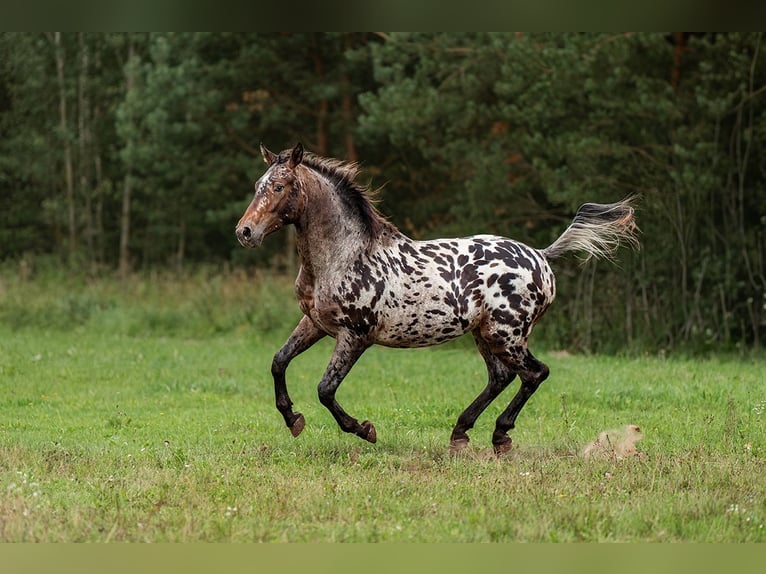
[[450, 332, 516, 454], [272, 315, 326, 437], [317, 332, 376, 443], [492, 349, 549, 455]]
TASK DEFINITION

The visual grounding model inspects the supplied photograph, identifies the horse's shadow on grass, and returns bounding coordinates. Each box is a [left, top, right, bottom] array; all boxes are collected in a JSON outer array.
[[246, 432, 584, 467]]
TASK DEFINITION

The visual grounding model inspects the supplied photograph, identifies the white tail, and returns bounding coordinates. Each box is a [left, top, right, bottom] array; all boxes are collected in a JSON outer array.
[[543, 197, 640, 261]]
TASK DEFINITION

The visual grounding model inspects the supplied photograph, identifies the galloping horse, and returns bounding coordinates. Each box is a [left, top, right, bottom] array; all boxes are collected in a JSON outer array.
[[236, 143, 638, 454]]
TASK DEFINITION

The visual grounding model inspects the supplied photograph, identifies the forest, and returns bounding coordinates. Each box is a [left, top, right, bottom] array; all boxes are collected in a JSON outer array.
[[1, 32, 765, 353]]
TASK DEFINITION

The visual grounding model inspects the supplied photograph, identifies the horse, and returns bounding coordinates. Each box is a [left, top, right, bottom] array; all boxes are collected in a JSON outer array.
[[236, 142, 638, 455]]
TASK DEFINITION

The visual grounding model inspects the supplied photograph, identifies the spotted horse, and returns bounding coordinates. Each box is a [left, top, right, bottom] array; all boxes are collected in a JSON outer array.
[[236, 143, 639, 455]]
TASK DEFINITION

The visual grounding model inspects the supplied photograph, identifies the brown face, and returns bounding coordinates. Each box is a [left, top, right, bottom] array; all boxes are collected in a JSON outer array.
[[235, 143, 304, 248]]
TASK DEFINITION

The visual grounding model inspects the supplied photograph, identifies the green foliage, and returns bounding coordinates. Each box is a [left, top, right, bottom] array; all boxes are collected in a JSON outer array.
[[0, 263, 300, 339], [1, 33, 765, 352], [358, 32, 766, 352]]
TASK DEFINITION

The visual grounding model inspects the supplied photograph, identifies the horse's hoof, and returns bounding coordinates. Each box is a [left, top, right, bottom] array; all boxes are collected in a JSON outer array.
[[493, 435, 512, 456], [449, 437, 470, 456], [289, 413, 305, 437], [361, 420, 377, 443]]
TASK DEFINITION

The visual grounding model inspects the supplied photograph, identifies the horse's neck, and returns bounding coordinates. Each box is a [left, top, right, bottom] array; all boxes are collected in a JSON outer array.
[[294, 188, 369, 278]]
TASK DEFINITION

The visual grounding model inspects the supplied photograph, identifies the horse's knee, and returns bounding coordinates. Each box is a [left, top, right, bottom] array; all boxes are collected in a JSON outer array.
[[529, 363, 549, 386], [521, 359, 549, 390], [271, 351, 289, 378], [317, 381, 335, 407]]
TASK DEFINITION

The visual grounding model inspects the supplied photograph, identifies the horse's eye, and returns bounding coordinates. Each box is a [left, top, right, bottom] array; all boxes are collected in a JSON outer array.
[[274, 184, 284, 192]]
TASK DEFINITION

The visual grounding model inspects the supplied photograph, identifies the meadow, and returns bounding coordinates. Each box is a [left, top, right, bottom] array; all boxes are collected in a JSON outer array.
[[1, 268, 765, 542]]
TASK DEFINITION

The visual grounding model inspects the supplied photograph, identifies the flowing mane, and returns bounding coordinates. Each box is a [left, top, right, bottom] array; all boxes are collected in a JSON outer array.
[[298, 151, 395, 241]]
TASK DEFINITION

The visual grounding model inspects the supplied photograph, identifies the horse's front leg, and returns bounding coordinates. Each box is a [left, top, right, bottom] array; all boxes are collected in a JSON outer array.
[[272, 315, 326, 437], [317, 332, 376, 443]]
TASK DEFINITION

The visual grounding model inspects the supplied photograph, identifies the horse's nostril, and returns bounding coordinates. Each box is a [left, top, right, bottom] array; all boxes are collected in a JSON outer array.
[[241, 226, 251, 239]]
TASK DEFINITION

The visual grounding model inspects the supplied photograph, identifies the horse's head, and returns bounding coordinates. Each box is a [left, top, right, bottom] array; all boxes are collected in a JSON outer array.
[[236, 142, 306, 248]]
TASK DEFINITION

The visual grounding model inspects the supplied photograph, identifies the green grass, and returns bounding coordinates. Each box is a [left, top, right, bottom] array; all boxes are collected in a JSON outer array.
[[1, 270, 765, 541]]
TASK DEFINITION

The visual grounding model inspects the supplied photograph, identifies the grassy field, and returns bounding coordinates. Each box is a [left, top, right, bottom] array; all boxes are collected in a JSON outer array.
[[1, 269, 765, 542]]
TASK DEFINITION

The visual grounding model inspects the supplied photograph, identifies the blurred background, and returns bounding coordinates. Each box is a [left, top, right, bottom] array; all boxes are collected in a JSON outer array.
[[0, 32, 764, 354]]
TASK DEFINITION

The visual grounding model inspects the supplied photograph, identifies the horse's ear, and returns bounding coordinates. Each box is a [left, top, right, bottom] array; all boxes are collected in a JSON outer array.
[[288, 142, 304, 169], [260, 143, 277, 166]]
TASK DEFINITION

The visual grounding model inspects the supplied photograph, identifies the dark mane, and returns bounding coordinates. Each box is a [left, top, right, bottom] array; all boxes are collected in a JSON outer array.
[[300, 152, 395, 241]]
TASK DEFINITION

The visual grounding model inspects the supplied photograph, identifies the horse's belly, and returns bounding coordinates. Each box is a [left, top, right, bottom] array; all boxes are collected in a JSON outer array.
[[374, 286, 484, 348]]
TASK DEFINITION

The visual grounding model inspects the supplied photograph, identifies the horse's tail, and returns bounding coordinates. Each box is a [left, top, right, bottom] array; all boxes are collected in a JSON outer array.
[[542, 197, 639, 261]]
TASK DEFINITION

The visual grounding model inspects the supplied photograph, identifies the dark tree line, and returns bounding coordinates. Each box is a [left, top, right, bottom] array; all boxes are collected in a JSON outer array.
[[1, 33, 764, 352]]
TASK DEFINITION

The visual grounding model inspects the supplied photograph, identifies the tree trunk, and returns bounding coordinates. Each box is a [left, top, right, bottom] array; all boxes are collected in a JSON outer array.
[[342, 34, 358, 162], [94, 147, 105, 265], [313, 34, 329, 156], [52, 32, 77, 259], [91, 42, 105, 267], [119, 173, 132, 278], [119, 39, 136, 279], [670, 32, 686, 89], [78, 32, 94, 264], [176, 217, 186, 272], [341, 73, 357, 162]]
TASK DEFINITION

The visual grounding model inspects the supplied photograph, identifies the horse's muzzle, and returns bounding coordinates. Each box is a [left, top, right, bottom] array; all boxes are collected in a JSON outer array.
[[235, 223, 265, 248]]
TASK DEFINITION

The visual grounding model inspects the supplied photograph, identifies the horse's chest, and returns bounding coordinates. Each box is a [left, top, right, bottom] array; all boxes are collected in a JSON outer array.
[[297, 288, 345, 337], [298, 263, 387, 338]]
